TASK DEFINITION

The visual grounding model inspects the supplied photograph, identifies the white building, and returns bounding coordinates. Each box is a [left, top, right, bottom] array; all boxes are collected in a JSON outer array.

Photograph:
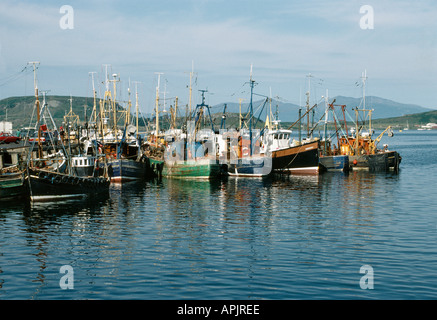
[[0, 121, 12, 133]]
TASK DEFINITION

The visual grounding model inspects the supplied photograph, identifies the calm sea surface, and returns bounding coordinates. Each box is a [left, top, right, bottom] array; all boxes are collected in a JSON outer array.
[[1, 131, 437, 300]]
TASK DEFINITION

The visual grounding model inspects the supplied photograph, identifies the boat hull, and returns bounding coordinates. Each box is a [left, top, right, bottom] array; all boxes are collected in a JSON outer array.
[[0, 172, 26, 200], [349, 151, 401, 172], [227, 156, 272, 177], [319, 155, 350, 172], [271, 141, 320, 174], [107, 159, 148, 182], [147, 157, 165, 178], [28, 169, 110, 202], [163, 158, 222, 179]]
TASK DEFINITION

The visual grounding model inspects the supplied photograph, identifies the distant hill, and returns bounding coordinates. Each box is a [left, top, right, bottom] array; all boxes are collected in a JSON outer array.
[[372, 109, 437, 129], [0, 95, 142, 131], [0, 95, 96, 130], [332, 96, 430, 119]]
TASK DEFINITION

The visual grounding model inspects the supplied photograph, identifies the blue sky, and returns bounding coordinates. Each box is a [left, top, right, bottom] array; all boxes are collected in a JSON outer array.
[[0, 0, 436, 115]]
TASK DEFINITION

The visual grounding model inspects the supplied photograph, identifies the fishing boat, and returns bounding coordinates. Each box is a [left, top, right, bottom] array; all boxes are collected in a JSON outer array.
[[224, 66, 272, 177], [163, 141, 222, 178], [152, 79, 223, 179], [143, 71, 223, 179], [104, 132, 148, 182], [221, 129, 272, 177], [27, 167, 110, 202], [141, 72, 167, 178], [261, 79, 321, 175], [24, 66, 111, 201], [318, 94, 350, 172], [319, 143, 350, 172], [93, 69, 148, 183], [326, 71, 401, 172], [337, 125, 401, 172], [162, 126, 222, 179], [262, 129, 320, 175]]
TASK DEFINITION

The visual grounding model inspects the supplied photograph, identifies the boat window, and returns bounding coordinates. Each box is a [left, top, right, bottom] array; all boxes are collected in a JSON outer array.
[[80, 160, 83, 166], [274, 134, 278, 139]]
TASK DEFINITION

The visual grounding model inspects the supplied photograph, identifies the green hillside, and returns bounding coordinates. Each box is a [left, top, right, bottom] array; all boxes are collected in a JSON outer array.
[[279, 109, 437, 131], [371, 109, 437, 129], [0, 95, 96, 129]]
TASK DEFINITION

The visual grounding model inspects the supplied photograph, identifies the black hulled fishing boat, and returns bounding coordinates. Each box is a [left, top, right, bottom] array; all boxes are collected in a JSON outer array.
[[25, 75, 110, 202]]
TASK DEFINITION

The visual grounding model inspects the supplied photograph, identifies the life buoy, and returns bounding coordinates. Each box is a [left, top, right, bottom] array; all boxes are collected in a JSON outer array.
[[242, 147, 249, 157]]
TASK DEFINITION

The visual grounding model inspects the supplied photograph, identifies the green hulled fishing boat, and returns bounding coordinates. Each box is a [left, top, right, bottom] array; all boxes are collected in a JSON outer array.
[[162, 138, 222, 179], [162, 158, 221, 179], [0, 169, 26, 200]]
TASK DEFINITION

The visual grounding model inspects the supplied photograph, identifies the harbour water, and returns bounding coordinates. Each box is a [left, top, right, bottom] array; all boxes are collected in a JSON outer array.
[[1, 131, 437, 300]]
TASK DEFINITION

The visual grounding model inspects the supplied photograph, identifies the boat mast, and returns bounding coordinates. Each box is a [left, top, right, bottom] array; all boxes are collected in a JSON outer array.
[[154, 72, 163, 146], [28, 61, 42, 158], [361, 69, 372, 134], [89, 72, 97, 124], [186, 61, 196, 117], [126, 79, 132, 127], [173, 97, 175, 129], [249, 64, 255, 156], [306, 73, 313, 139], [238, 98, 244, 130], [133, 81, 141, 139], [110, 73, 120, 141], [362, 70, 367, 111], [323, 90, 329, 156], [101, 64, 112, 138], [268, 87, 273, 130], [354, 106, 359, 153]]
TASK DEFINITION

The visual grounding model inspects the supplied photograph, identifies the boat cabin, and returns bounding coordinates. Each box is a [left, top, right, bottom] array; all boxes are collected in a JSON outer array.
[[264, 129, 293, 151], [72, 155, 96, 177]]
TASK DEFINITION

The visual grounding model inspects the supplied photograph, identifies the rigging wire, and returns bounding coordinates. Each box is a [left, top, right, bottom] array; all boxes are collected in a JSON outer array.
[[0, 64, 36, 88]]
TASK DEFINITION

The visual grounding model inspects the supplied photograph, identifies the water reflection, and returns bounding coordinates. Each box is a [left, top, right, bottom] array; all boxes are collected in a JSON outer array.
[[0, 165, 415, 299], [13, 194, 111, 299]]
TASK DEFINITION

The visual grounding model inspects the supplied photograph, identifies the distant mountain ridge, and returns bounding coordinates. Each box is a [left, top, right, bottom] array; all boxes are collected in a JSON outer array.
[[212, 95, 431, 122]]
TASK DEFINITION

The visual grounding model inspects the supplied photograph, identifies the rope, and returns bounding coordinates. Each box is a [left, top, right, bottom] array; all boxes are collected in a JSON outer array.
[[282, 143, 309, 169]]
